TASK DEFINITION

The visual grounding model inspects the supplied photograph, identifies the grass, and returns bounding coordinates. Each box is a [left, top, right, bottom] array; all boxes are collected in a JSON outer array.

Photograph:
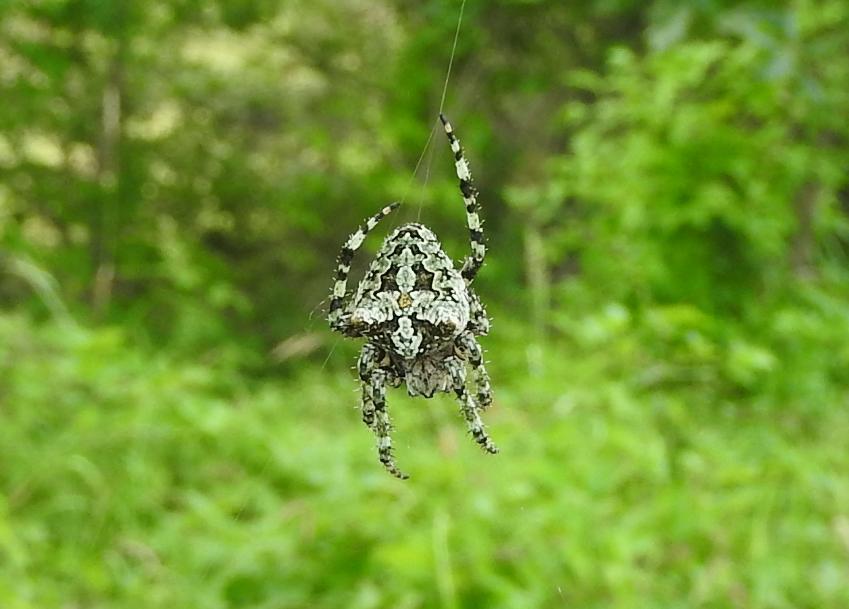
[[1, 313, 848, 608]]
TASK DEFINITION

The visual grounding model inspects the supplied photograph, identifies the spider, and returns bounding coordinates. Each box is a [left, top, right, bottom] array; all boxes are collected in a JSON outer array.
[[327, 114, 497, 479]]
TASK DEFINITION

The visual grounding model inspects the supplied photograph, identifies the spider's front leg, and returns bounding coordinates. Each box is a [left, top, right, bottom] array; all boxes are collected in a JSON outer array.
[[328, 202, 399, 334], [359, 344, 408, 479], [447, 355, 498, 454], [455, 331, 493, 409], [439, 114, 486, 284]]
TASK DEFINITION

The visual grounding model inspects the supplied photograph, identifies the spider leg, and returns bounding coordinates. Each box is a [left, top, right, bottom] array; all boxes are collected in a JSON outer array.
[[357, 344, 382, 429], [372, 377, 409, 480], [467, 288, 490, 336], [328, 202, 400, 333], [455, 332, 493, 410], [361, 357, 408, 480], [448, 356, 498, 454], [439, 114, 485, 284]]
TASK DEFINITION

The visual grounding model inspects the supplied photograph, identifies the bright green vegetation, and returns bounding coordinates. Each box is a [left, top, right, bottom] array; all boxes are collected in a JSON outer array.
[[2, 1, 849, 608], [3, 313, 849, 608]]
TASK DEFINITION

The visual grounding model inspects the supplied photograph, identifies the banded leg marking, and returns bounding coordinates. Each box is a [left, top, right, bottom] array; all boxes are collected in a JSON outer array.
[[467, 289, 491, 336], [439, 113, 485, 283], [358, 344, 381, 428], [328, 202, 400, 331], [448, 358, 498, 454], [369, 373, 409, 479], [456, 332, 493, 410]]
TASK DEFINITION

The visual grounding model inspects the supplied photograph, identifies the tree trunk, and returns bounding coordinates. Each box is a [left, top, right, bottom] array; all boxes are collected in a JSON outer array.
[[790, 181, 817, 280], [91, 22, 126, 317]]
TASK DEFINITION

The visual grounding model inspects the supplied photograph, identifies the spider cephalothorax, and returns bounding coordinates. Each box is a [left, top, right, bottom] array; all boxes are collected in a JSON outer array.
[[328, 114, 496, 479]]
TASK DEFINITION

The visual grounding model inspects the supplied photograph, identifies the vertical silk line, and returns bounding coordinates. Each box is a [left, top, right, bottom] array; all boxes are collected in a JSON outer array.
[[416, 133, 439, 222], [401, 0, 467, 218], [438, 0, 466, 116], [400, 125, 438, 207]]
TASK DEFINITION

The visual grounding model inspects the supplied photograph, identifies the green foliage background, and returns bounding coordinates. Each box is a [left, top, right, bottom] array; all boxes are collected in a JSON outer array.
[[2, 1, 849, 607]]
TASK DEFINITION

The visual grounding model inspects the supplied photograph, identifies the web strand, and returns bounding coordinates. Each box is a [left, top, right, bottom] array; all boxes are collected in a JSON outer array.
[[410, 0, 467, 220], [417, 135, 438, 222], [439, 0, 466, 116], [399, 123, 438, 207]]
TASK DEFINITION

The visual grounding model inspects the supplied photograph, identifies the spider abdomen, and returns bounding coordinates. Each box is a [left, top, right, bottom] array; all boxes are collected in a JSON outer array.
[[351, 222, 471, 361]]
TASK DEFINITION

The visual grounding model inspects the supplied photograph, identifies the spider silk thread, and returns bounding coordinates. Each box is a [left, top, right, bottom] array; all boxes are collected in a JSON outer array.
[[398, 0, 467, 222]]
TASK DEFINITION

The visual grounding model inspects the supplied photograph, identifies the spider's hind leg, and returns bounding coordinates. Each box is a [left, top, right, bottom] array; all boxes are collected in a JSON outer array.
[[357, 344, 381, 429], [371, 376, 409, 479], [359, 345, 408, 479], [467, 289, 490, 336], [455, 331, 493, 409], [447, 355, 498, 454]]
